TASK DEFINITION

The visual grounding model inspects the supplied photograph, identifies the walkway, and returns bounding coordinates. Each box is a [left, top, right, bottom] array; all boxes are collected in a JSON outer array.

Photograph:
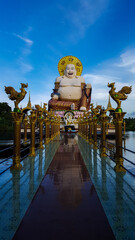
[[12, 134, 115, 240]]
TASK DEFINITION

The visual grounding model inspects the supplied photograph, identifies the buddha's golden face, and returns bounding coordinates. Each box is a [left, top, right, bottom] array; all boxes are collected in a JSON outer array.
[[64, 64, 77, 78]]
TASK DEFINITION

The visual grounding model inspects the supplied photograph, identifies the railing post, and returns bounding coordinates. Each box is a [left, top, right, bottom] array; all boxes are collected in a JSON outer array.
[[82, 121, 84, 138], [51, 119, 54, 140], [100, 110, 108, 157], [45, 118, 50, 144], [88, 115, 93, 144], [93, 117, 98, 149], [86, 118, 89, 142], [11, 112, 24, 170], [113, 112, 126, 172], [23, 115, 28, 145], [29, 110, 37, 157], [38, 111, 44, 149]]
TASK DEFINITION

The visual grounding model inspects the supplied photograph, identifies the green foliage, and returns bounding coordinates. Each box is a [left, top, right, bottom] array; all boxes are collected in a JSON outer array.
[[124, 118, 135, 131], [0, 102, 13, 132]]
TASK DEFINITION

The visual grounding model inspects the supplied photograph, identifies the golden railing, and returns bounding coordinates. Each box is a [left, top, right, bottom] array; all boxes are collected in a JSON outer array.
[[10, 104, 60, 170]]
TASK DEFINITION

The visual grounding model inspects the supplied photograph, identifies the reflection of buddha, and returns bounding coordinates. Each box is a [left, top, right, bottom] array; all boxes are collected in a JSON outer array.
[[48, 56, 92, 111]]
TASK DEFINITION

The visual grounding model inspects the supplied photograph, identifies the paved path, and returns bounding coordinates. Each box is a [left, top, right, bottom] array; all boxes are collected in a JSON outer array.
[[13, 136, 115, 240]]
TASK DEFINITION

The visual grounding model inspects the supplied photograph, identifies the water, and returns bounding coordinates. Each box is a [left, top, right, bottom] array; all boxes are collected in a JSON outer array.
[[105, 131, 135, 174], [123, 131, 135, 174]]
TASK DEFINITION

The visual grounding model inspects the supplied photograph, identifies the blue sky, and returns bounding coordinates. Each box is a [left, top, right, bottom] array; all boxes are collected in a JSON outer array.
[[0, 0, 135, 114]]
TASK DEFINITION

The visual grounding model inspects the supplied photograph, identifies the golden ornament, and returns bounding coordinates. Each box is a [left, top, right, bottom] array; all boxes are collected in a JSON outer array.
[[58, 56, 83, 76]]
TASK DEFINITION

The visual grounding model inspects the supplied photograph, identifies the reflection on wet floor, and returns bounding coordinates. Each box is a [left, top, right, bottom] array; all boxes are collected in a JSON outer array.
[[78, 135, 135, 240], [13, 134, 115, 240], [0, 133, 135, 240], [0, 136, 60, 240]]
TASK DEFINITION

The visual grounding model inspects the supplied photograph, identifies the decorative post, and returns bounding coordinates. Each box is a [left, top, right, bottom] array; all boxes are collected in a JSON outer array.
[[23, 115, 28, 145], [90, 104, 101, 149], [88, 115, 93, 144], [11, 112, 24, 170], [108, 82, 132, 172], [38, 111, 44, 149], [45, 117, 50, 144], [85, 114, 89, 142], [113, 112, 126, 172], [50, 120, 53, 140], [100, 109, 108, 157], [123, 120, 126, 135], [29, 110, 37, 157], [83, 120, 85, 139], [93, 117, 98, 149], [4, 83, 28, 169]]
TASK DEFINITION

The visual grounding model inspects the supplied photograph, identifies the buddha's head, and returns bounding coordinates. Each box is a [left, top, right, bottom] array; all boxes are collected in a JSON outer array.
[[64, 64, 77, 78]]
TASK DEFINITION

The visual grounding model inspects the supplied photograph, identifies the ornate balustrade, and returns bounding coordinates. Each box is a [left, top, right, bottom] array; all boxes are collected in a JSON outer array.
[[78, 102, 127, 173], [8, 103, 60, 170]]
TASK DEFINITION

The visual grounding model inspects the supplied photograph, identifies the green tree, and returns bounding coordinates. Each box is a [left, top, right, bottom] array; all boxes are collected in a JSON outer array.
[[0, 102, 13, 131], [124, 118, 135, 131]]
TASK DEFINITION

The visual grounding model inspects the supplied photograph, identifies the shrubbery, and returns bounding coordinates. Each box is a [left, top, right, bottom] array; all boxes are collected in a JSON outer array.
[[124, 118, 135, 131], [0, 102, 13, 136]]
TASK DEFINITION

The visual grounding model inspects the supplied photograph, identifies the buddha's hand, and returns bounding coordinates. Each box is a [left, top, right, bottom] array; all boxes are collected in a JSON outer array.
[[52, 93, 60, 100], [86, 83, 92, 89]]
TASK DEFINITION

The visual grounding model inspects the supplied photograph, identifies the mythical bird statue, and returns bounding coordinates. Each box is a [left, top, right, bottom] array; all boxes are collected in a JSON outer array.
[[35, 104, 43, 112], [108, 82, 132, 109], [90, 103, 101, 116], [5, 83, 28, 109]]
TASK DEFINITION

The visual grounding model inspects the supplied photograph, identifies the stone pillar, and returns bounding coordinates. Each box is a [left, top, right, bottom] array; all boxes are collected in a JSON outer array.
[[29, 111, 37, 157], [11, 112, 24, 170]]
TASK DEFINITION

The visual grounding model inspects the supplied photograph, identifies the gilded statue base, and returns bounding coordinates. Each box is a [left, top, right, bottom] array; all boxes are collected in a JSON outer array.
[[48, 99, 80, 111]]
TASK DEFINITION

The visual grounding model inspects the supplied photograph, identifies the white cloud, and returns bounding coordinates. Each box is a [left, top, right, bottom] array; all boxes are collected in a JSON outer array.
[[13, 33, 33, 46], [58, 0, 109, 41], [83, 48, 135, 113], [83, 74, 119, 85], [116, 49, 135, 74], [13, 28, 34, 74], [19, 61, 34, 73]]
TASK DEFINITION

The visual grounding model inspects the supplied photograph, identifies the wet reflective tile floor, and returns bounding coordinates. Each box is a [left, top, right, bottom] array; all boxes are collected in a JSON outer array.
[[1, 134, 135, 240], [13, 135, 115, 240]]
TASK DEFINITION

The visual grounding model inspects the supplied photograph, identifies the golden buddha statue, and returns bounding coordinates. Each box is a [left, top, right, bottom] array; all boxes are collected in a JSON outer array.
[[48, 56, 92, 111]]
